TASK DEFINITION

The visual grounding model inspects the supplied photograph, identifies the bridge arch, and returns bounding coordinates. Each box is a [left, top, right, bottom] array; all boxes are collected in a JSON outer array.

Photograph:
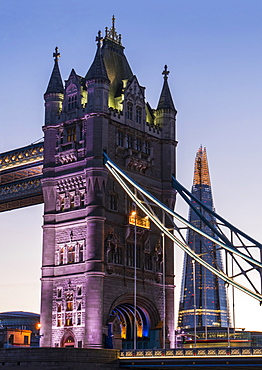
[[106, 294, 161, 349]]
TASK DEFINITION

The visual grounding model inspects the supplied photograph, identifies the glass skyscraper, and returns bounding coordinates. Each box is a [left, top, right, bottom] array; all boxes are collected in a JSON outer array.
[[177, 147, 230, 330]]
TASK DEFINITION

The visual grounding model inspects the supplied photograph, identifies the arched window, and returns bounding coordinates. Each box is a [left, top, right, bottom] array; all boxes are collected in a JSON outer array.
[[65, 314, 73, 327], [136, 106, 142, 124], [77, 286, 82, 296], [126, 102, 133, 120], [79, 244, 84, 262], [68, 245, 75, 263], [66, 292, 74, 311], [60, 248, 65, 265], [68, 94, 77, 110]]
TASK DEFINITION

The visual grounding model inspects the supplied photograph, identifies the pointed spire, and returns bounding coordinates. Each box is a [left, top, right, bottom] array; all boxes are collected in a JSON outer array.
[[45, 47, 64, 95], [85, 31, 110, 82], [157, 65, 176, 111], [193, 146, 211, 186], [105, 15, 122, 45]]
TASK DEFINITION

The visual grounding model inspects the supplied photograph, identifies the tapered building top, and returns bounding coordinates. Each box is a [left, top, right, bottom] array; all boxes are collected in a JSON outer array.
[[85, 16, 133, 105], [193, 146, 211, 187], [85, 31, 109, 82], [45, 47, 64, 95], [177, 146, 230, 330], [157, 65, 176, 111]]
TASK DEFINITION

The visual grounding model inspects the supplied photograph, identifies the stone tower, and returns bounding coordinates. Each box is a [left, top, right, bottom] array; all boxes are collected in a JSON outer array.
[[177, 147, 230, 331], [40, 17, 177, 349]]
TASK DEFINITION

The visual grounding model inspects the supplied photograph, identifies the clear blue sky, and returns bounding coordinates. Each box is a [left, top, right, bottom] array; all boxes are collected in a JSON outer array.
[[0, 0, 262, 331]]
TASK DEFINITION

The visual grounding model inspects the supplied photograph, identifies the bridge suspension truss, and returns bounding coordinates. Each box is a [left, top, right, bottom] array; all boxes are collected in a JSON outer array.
[[104, 153, 262, 306]]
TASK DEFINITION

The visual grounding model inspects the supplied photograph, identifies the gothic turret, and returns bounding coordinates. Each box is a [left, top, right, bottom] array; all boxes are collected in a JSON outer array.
[[85, 31, 110, 113], [157, 65, 176, 112], [156, 66, 177, 183], [44, 47, 64, 126], [86, 16, 133, 110]]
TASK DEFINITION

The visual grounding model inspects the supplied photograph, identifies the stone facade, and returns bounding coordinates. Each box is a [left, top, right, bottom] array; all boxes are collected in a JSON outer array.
[[40, 18, 177, 349]]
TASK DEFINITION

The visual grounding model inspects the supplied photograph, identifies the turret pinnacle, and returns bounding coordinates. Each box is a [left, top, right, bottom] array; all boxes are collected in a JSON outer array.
[[45, 47, 64, 95], [193, 146, 211, 186], [157, 65, 176, 111], [85, 31, 110, 82]]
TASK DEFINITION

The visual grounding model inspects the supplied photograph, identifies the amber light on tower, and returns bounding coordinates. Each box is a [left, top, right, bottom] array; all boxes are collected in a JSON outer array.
[[129, 213, 150, 229]]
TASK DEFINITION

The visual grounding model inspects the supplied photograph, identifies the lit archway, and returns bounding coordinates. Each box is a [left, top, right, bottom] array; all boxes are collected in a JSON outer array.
[[107, 295, 161, 349], [61, 331, 76, 347]]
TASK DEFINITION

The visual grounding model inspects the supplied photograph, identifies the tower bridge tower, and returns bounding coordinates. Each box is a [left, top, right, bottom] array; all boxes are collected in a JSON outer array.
[[40, 18, 177, 349]]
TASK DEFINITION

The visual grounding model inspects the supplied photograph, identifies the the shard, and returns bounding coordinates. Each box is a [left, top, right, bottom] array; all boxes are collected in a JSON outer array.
[[177, 146, 230, 330]]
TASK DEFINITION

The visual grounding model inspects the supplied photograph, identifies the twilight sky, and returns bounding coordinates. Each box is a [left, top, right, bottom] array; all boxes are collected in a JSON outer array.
[[0, 0, 262, 331]]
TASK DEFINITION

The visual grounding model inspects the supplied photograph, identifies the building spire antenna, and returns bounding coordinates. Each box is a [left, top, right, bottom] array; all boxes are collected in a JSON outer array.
[[162, 65, 170, 80], [96, 30, 103, 48], [53, 46, 60, 63]]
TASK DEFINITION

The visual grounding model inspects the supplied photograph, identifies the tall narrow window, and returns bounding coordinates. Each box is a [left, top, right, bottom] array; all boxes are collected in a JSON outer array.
[[60, 248, 65, 265], [57, 315, 62, 327], [68, 246, 75, 263], [77, 286, 82, 296], [66, 293, 74, 311], [136, 106, 142, 124], [145, 253, 153, 270], [113, 247, 123, 265], [127, 135, 133, 149], [68, 94, 77, 110], [136, 138, 142, 151], [145, 141, 151, 155], [24, 336, 29, 345], [109, 194, 117, 211], [67, 126, 76, 142], [65, 314, 73, 326], [79, 244, 84, 262], [117, 130, 124, 147], [126, 102, 133, 120], [126, 243, 134, 267]]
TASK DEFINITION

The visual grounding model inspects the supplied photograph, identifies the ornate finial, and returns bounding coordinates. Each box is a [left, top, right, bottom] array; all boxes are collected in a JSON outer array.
[[96, 30, 103, 48], [162, 65, 170, 80], [53, 46, 60, 62], [105, 15, 122, 45]]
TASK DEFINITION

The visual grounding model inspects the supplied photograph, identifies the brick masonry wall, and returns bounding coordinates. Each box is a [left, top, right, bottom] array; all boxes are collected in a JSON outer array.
[[0, 348, 119, 370]]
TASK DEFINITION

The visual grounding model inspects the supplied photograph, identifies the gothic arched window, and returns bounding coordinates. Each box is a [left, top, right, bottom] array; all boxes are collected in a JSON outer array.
[[60, 248, 65, 265], [68, 94, 77, 110], [126, 102, 133, 120], [136, 106, 142, 124], [68, 246, 75, 263], [79, 244, 84, 262]]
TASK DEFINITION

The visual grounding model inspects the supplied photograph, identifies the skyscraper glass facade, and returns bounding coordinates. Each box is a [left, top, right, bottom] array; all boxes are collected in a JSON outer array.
[[177, 147, 230, 329]]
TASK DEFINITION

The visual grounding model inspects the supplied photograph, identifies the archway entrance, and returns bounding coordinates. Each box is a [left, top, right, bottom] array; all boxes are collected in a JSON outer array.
[[107, 302, 161, 349], [61, 333, 76, 348]]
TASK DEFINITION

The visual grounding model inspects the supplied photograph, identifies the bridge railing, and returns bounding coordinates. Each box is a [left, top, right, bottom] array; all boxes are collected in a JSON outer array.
[[120, 347, 262, 358]]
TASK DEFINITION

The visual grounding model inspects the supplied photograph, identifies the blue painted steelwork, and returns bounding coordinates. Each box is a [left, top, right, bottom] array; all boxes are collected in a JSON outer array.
[[103, 152, 262, 303]]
